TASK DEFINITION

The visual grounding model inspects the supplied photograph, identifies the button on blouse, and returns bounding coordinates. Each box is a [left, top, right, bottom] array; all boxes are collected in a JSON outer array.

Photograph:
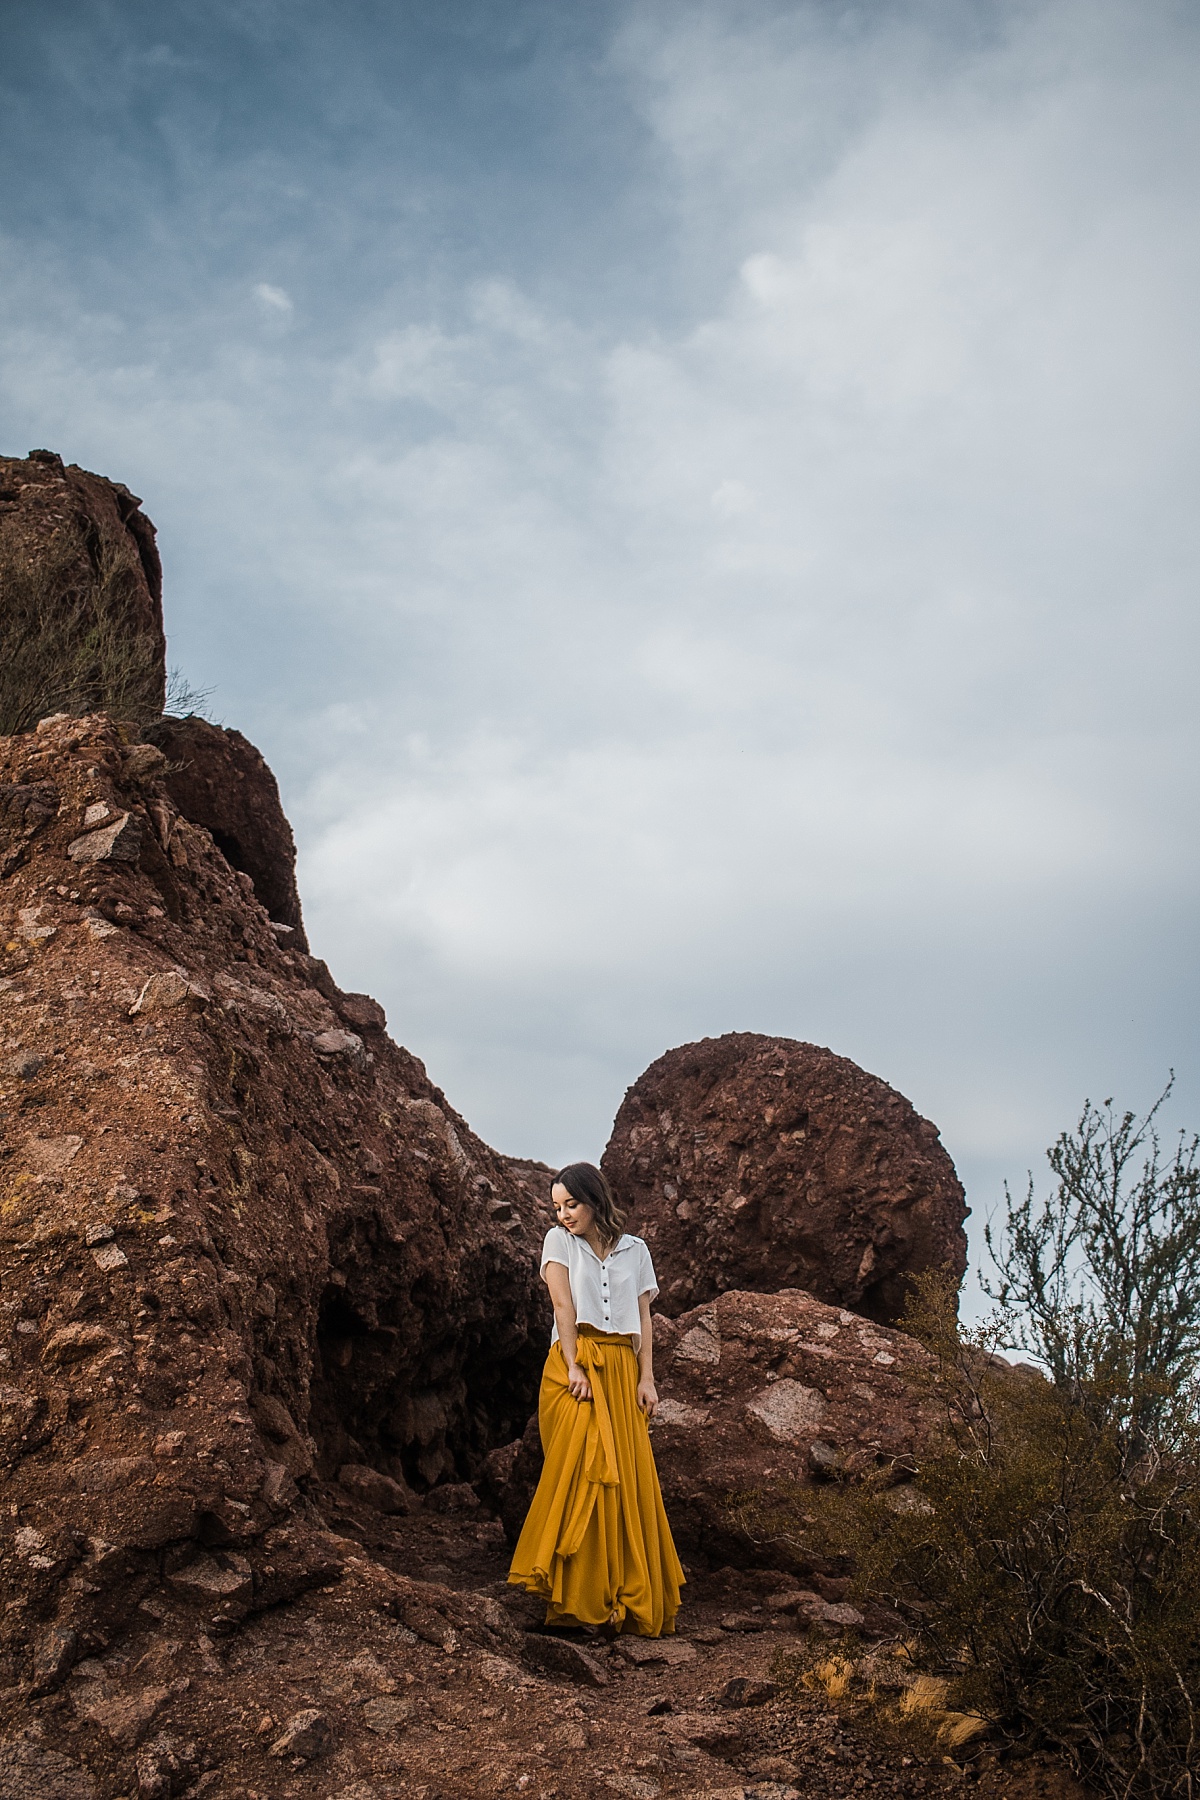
[[540, 1226, 658, 1348]]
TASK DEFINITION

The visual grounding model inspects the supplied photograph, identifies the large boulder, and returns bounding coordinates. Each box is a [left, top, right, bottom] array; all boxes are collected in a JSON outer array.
[[648, 1289, 933, 1569], [0, 710, 553, 1689], [603, 1033, 967, 1324], [0, 451, 165, 735]]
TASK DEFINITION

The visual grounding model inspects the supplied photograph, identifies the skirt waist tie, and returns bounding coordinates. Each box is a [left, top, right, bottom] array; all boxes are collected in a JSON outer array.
[[574, 1333, 624, 1487], [558, 1333, 628, 1557]]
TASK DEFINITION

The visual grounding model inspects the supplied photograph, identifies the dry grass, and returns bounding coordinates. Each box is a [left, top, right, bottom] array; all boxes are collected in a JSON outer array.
[[803, 1655, 854, 1702], [898, 1673, 951, 1718], [775, 1641, 991, 1768], [0, 529, 164, 735], [941, 1712, 990, 1751], [899, 1674, 989, 1750]]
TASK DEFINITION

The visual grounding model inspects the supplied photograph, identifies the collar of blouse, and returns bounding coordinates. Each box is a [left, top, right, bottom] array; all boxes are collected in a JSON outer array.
[[574, 1232, 633, 1264]]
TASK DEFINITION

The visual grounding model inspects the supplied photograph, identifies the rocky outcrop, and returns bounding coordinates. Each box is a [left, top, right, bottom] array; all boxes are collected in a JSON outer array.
[[0, 454, 308, 940], [648, 1290, 933, 1570], [0, 452, 165, 735], [603, 1033, 968, 1324], [0, 711, 554, 1691], [143, 715, 308, 946], [0, 472, 1072, 1800], [494, 1288, 935, 1575]]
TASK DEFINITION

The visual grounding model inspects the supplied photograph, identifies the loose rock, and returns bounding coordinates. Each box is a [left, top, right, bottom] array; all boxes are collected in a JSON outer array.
[[128, 969, 208, 1016], [617, 1636, 698, 1666], [661, 1710, 744, 1752], [718, 1676, 779, 1707], [521, 1634, 610, 1686], [359, 1695, 414, 1733], [269, 1707, 334, 1759], [337, 1463, 414, 1515], [67, 812, 142, 865]]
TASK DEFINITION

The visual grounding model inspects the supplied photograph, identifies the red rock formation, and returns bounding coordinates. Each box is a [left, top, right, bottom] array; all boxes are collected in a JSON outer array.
[[0, 453, 310, 945], [649, 1290, 933, 1569], [0, 452, 165, 733], [603, 1033, 968, 1324], [0, 476, 1070, 1800], [143, 715, 309, 946], [0, 711, 553, 1692]]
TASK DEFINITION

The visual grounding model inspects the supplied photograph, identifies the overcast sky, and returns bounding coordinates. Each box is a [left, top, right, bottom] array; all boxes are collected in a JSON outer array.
[[3, 0, 1198, 1300]]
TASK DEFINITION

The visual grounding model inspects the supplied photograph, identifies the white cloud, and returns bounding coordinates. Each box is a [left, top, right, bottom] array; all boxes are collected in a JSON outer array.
[[253, 282, 293, 315]]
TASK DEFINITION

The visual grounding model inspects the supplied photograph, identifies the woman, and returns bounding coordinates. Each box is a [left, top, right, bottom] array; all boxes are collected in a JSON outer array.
[[507, 1162, 684, 1638]]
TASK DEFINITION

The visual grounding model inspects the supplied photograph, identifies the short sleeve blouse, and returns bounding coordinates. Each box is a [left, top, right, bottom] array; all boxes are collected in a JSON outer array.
[[540, 1226, 658, 1346]]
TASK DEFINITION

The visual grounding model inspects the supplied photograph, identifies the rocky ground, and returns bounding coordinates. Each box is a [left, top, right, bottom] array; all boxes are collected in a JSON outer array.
[[0, 1489, 1085, 1800]]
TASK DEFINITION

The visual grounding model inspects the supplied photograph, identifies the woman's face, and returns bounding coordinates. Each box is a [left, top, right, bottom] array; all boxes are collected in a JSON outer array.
[[552, 1182, 594, 1237]]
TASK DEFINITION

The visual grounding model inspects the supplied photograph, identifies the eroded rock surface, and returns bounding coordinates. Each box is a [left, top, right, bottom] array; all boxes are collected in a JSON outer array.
[[143, 715, 308, 945], [603, 1034, 967, 1323], [0, 452, 165, 734], [649, 1291, 933, 1570], [0, 711, 553, 1693]]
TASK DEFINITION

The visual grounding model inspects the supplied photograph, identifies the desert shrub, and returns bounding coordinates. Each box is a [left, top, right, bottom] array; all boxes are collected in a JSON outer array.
[[0, 528, 164, 735], [985, 1082, 1200, 1463], [813, 1274, 1200, 1798]]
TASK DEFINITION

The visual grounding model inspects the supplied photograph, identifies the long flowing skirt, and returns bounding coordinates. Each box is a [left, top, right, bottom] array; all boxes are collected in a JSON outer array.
[[507, 1328, 684, 1637]]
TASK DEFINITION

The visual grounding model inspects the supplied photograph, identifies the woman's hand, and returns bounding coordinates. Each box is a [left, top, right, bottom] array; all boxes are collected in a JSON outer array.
[[636, 1293, 658, 1418], [637, 1378, 659, 1418], [567, 1361, 592, 1402]]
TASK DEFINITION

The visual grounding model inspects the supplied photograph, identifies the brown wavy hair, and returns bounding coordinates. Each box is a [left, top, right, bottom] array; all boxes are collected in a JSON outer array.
[[553, 1162, 627, 1253]]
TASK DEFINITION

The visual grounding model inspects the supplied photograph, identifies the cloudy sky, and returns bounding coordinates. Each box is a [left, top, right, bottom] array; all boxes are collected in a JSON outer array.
[[3, 0, 1198, 1297]]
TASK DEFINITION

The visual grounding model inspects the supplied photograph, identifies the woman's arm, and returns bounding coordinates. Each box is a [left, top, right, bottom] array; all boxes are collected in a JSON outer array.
[[543, 1262, 591, 1401], [636, 1292, 659, 1417]]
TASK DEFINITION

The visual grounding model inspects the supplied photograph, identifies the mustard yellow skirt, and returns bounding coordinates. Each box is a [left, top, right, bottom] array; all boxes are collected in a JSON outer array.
[[507, 1328, 684, 1637]]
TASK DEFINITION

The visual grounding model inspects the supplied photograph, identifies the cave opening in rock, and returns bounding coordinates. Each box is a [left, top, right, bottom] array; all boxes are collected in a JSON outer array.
[[208, 826, 249, 878], [306, 1248, 547, 1496]]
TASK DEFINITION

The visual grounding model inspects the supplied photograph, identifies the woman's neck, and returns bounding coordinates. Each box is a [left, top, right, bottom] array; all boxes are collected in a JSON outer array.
[[585, 1225, 612, 1260]]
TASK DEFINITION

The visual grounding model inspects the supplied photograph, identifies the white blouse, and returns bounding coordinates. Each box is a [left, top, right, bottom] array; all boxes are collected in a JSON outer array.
[[540, 1226, 659, 1347]]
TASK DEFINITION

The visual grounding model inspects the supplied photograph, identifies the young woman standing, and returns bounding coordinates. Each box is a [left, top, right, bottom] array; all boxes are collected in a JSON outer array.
[[507, 1163, 684, 1638]]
